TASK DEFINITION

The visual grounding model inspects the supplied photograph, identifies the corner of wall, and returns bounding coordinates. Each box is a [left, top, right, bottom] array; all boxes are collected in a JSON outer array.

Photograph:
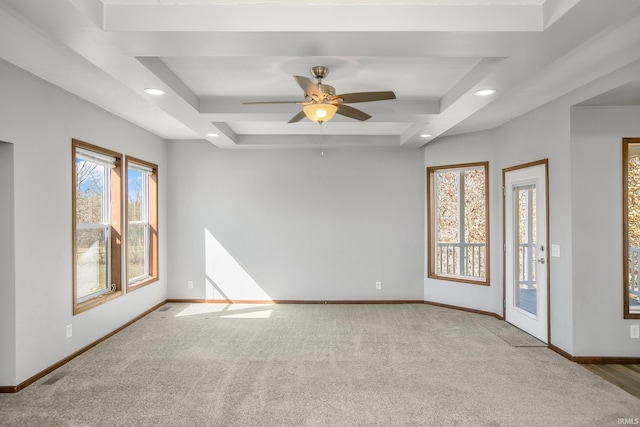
[[0, 141, 17, 386]]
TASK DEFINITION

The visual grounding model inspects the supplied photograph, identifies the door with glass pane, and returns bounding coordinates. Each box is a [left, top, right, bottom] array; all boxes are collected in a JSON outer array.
[[503, 161, 548, 343]]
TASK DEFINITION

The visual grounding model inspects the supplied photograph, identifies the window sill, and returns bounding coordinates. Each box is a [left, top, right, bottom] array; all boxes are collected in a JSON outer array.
[[126, 276, 158, 293], [74, 290, 123, 315], [427, 273, 490, 286]]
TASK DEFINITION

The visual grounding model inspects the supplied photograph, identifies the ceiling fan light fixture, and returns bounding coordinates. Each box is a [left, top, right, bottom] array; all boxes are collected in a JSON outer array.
[[244, 66, 395, 124], [303, 103, 338, 123]]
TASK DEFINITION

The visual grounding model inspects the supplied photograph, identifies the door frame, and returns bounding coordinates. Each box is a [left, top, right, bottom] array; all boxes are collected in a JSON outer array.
[[502, 159, 551, 344]]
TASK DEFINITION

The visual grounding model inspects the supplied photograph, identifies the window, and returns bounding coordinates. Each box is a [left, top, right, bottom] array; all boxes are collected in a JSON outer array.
[[73, 140, 122, 313], [623, 138, 640, 319], [126, 157, 158, 291], [72, 141, 159, 312], [427, 162, 489, 285]]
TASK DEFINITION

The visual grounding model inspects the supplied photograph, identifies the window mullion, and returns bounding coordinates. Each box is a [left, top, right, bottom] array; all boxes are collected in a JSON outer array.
[[143, 222, 150, 277], [142, 172, 149, 222], [458, 171, 466, 277]]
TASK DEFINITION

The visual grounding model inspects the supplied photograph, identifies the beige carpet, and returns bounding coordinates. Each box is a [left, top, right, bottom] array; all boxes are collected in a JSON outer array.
[[0, 303, 638, 426]]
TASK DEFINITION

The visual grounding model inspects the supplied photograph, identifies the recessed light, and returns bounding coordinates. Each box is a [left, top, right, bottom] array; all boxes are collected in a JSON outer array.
[[207, 133, 219, 138], [144, 88, 165, 96], [420, 134, 433, 138], [474, 88, 496, 97]]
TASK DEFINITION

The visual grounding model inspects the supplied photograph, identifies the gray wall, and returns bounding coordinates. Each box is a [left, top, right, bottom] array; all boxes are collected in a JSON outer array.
[[424, 98, 640, 357], [495, 101, 575, 353], [0, 142, 16, 385], [570, 106, 640, 357], [167, 141, 425, 301], [0, 59, 168, 385], [423, 130, 502, 314], [425, 100, 576, 353]]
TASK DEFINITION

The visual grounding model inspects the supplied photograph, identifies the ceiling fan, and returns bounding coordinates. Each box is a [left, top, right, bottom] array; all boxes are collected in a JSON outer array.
[[243, 66, 396, 124]]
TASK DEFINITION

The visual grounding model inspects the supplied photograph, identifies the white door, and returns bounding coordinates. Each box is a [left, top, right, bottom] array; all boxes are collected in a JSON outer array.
[[503, 161, 548, 343]]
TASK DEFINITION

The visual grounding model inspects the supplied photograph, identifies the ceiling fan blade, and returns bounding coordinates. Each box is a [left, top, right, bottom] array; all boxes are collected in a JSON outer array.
[[331, 91, 396, 104], [288, 110, 307, 123], [336, 104, 371, 121], [243, 101, 302, 105], [293, 76, 322, 100]]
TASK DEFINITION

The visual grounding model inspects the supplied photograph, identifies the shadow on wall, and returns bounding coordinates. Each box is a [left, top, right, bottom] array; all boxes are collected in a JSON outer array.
[[204, 228, 272, 302]]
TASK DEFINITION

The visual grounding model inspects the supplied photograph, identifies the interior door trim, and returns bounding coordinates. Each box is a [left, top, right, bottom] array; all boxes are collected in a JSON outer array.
[[502, 159, 550, 345]]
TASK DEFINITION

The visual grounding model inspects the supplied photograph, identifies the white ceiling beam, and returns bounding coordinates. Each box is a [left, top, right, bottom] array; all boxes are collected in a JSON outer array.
[[203, 114, 433, 125], [439, 58, 505, 113], [199, 98, 439, 115], [542, 0, 581, 28], [136, 56, 200, 111], [67, 0, 104, 28], [234, 134, 400, 149], [114, 32, 519, 59], [103, 4, 544, 32]]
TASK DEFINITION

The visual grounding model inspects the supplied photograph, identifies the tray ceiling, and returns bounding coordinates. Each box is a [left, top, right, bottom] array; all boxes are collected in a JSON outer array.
[[0, 0, 639, 148]]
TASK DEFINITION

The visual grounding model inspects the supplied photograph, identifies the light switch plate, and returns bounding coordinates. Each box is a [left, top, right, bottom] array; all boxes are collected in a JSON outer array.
[[551, 245, 560, 258]]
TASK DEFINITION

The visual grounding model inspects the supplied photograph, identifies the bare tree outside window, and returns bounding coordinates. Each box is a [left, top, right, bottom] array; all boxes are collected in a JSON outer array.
[[623, 139, 640, 318], [75, 157, 110, 301]]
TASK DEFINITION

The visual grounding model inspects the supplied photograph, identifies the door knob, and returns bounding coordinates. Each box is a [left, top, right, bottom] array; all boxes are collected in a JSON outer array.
[[538, 258, 545, 264]]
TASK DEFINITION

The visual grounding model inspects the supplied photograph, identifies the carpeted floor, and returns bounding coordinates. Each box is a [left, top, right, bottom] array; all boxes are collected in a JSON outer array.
[[1, 303, 638, 426]]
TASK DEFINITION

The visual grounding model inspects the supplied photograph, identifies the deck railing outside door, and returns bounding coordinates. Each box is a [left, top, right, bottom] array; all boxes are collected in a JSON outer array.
[[519, 242, 536, 290]]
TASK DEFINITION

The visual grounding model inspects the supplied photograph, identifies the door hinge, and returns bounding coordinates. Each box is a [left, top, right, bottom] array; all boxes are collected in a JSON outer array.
[[503, 244, 506, 252], [502, 186, 505, 196], [503, 300, 506, 308]]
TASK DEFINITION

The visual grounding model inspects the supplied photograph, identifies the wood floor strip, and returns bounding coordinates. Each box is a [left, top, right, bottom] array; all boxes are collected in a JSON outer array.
[[627, 365, 640, 374], [583, 364, 640, 400]]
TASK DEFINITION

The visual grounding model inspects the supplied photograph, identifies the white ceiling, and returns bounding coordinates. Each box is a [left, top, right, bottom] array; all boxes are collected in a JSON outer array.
[[1, 0, 639, 149]]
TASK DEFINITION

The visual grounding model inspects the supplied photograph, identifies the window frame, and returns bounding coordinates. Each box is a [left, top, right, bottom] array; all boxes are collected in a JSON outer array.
[[125, 156, 159, 292], [427, 161, 490, 286], [72, 139, 123, 314], [622, 138, 640, 319]]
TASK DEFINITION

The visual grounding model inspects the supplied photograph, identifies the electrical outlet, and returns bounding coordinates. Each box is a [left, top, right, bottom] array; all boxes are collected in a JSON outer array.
[[65, 324, 72, 339], [375, 281, 382, 290], [187, 281, 194, 289], [631, 325, 640, 339]]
